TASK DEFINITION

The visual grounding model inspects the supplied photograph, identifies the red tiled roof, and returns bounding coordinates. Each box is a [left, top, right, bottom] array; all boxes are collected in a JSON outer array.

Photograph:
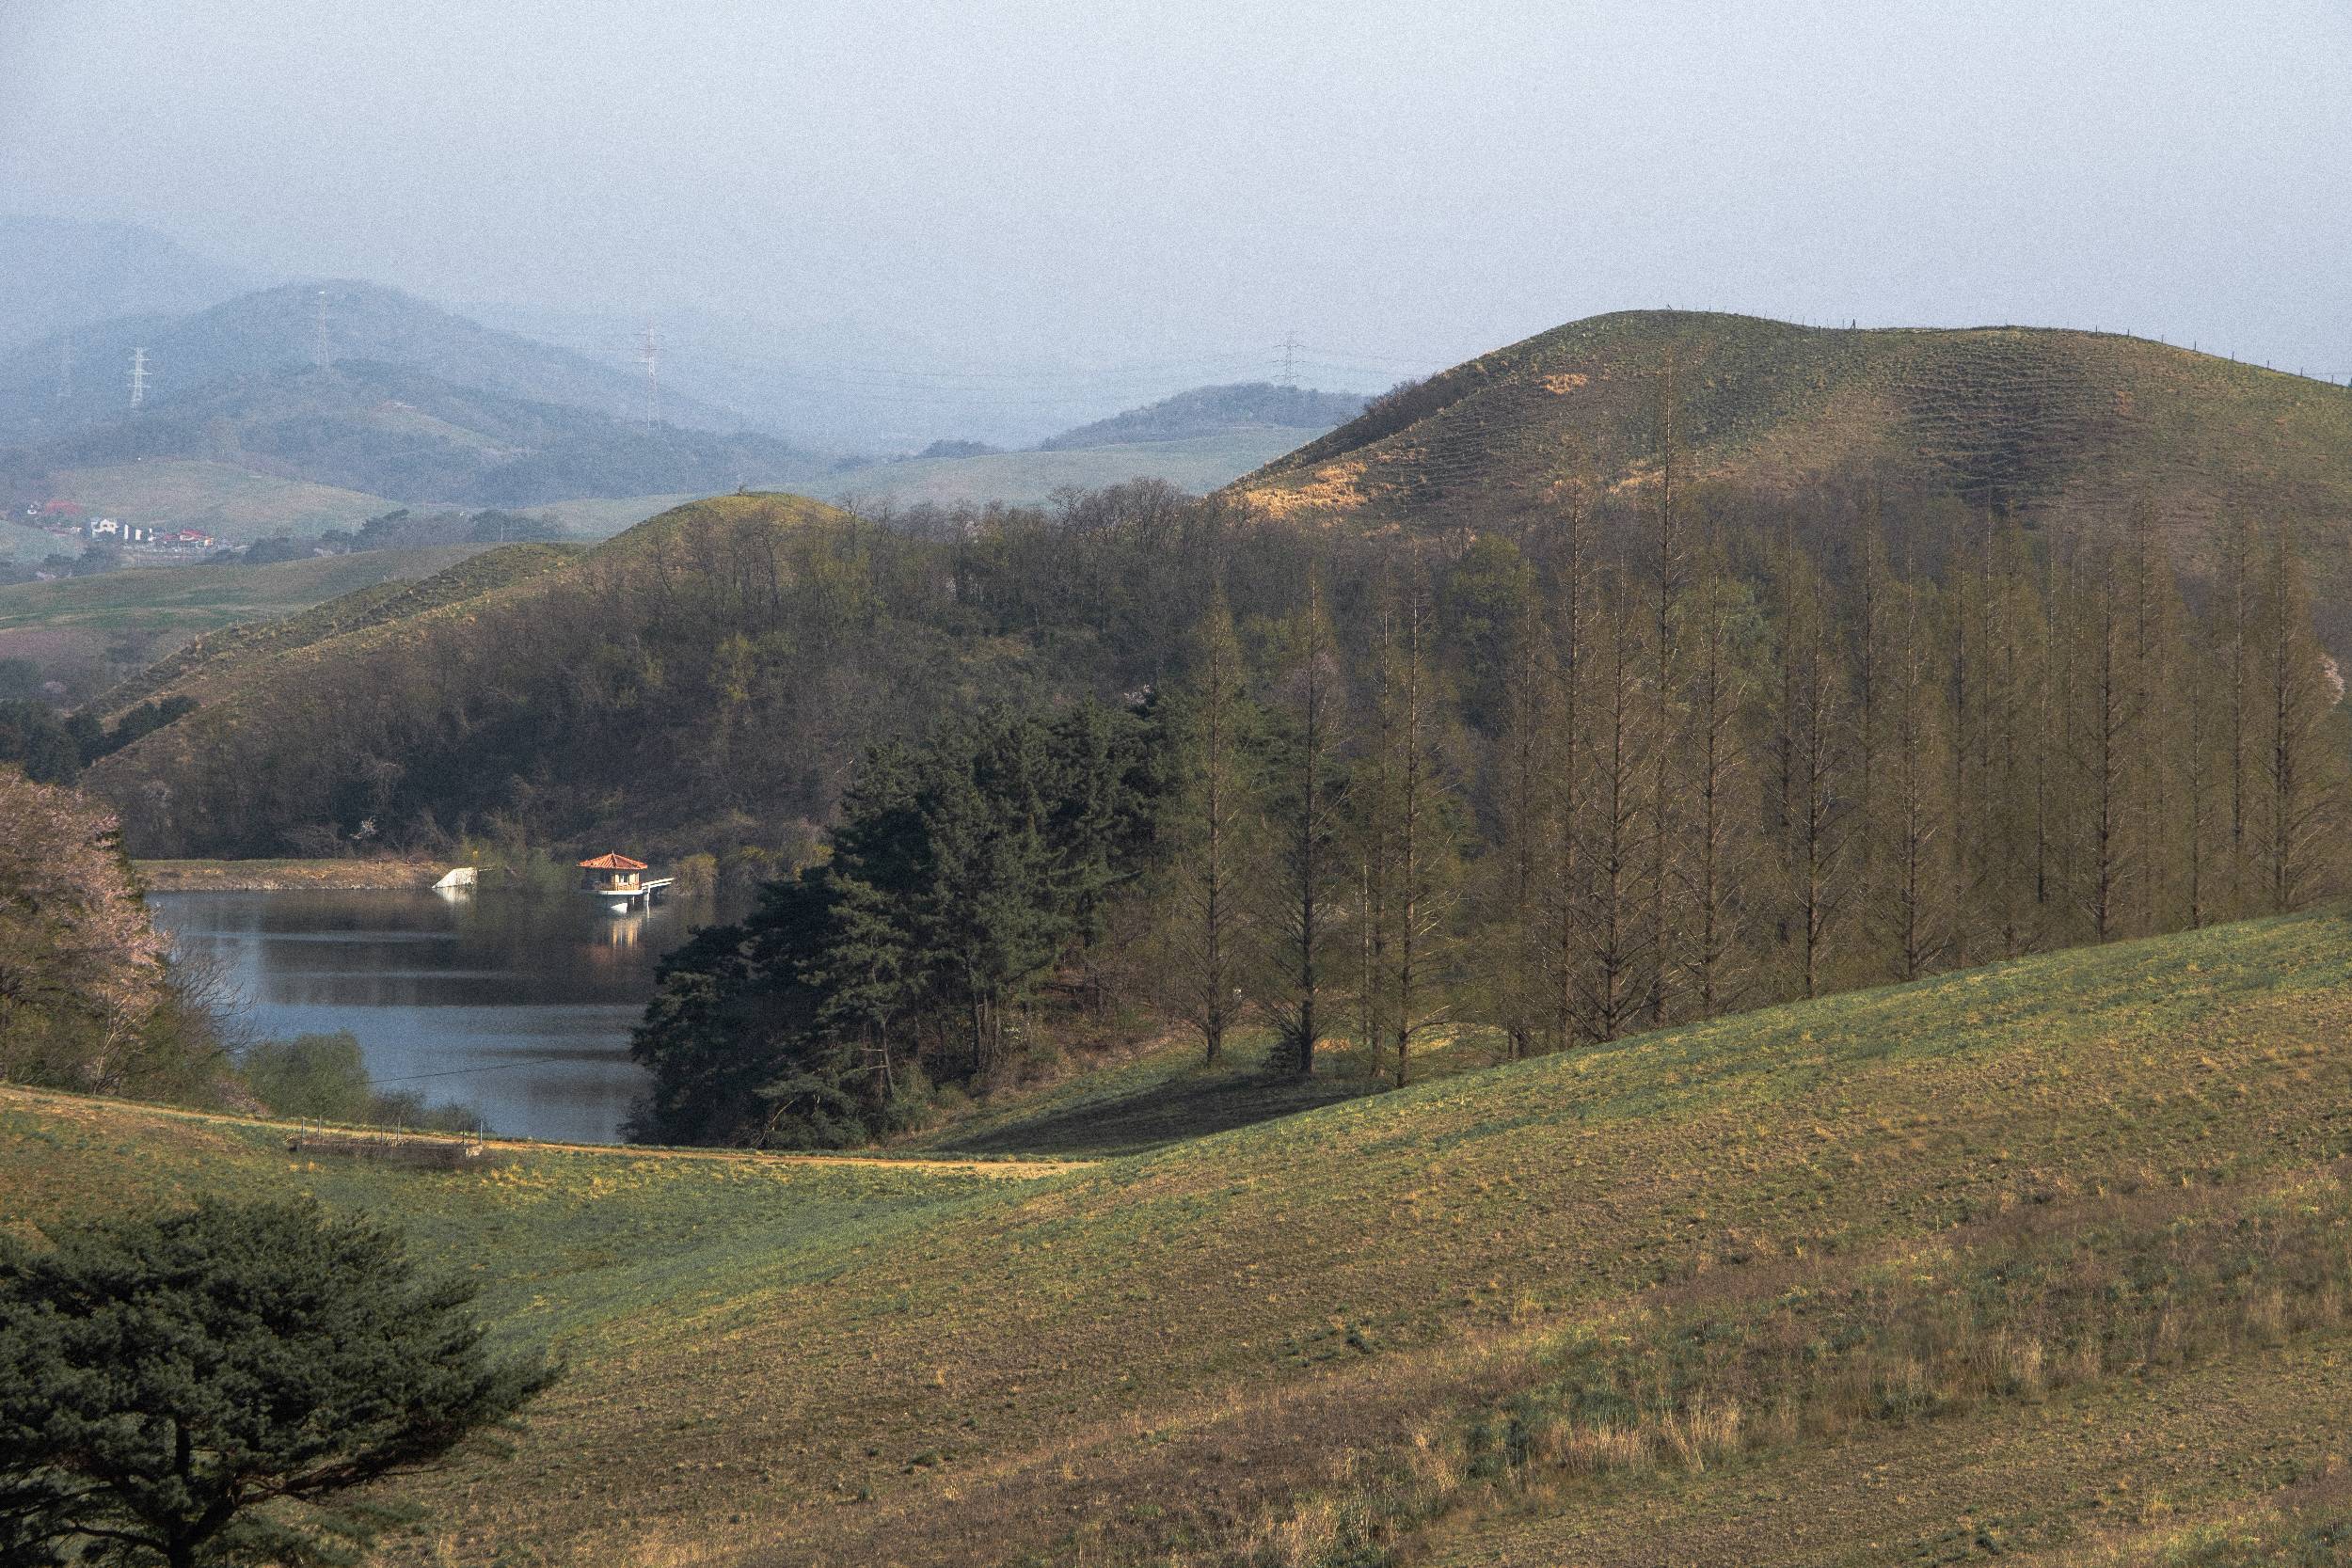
[[578, 852, 649, 871]]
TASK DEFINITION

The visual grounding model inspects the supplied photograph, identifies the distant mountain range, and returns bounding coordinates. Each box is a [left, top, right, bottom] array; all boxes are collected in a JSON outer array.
[[1040, 383, 1366, 450], [465, 301, 1046, 452], [0, 215, 265, 354], [0, 278, 833, 511], [818, 382, 1369, 511], [6, 358, 823, 510], [0, 216, 1376, 515], [0, 279, 749, 449]]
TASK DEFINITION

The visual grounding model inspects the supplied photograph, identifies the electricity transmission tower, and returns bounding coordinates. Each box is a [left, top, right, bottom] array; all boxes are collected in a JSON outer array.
[[57, 337, 72, 401], [314, 289, 332, 371], [1278, 330, 1301, 387], [638, 322, 660, 425], [128, 348, 149, 409]]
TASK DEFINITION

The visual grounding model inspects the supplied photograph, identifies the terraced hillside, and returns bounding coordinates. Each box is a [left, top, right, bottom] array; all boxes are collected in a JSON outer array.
[[1232, 310, 2352, 613], [5, 907, 2350, 1565]]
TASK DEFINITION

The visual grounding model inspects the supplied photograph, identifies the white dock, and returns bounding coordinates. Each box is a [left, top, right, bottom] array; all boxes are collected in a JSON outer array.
[[588, 876, 674, 912]]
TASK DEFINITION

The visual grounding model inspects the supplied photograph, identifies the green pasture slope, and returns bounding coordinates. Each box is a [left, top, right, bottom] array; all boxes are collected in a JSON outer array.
[[0, 547, 485, 642], [37, 459, 400, 541], [82, 541, 575, 719], [5, 907, 2352, 1565], [0, 546, 491, 693], [827, 429, 1315, 511]]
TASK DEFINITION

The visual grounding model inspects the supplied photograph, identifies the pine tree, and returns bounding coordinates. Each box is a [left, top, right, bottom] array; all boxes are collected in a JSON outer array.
[[1569, 571, 1656, 1039], [1541, 482, 1595, 1051], [1644, 361, 1689, 1025], [1258, 578, 1349, 1078], [0, 1198, 554, 1568], [921, 714, 1063, 1071], [1479, 584, 1560, 1060], [1367, 551, 1460, 1087], [1673, 530, 1756, 1012], [2252, 528, 2342, 910], [1156, 590, 1257, 1064], [2075, 543, 2138, 943], [1770, 544, 1854, 998], [1878, 564, 1954, 978]]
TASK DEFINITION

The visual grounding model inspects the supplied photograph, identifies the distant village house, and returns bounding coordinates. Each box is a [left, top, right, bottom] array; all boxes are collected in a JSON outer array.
[[80, 516, 216, 552]]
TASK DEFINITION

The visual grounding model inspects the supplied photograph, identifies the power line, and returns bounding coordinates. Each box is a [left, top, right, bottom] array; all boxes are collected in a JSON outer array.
[[366, 1058, 548, 1085]]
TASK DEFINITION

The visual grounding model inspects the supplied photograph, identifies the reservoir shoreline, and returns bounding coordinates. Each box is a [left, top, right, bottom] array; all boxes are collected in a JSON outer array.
[[144, 886, 691, 1142], [137, 858, 451, 893]]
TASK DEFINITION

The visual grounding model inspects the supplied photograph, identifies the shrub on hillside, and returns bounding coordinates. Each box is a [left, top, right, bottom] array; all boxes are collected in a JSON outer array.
[[242, 1031, 485, 1132]]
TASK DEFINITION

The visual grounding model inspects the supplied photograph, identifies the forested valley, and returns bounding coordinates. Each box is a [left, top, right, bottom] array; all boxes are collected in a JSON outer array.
[[616, 475, 2350, 1145]]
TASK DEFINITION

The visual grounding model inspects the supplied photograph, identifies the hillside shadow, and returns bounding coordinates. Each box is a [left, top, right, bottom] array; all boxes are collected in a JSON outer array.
[[920, 1034, 1502, 1160], [931, 1064, 1379, 1159]]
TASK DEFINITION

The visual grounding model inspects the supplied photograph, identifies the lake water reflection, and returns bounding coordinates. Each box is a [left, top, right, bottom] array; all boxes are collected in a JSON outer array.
[[148, 888, 709, 1144]]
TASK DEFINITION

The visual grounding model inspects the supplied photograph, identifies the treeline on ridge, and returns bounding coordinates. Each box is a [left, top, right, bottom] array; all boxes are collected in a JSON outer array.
[[627, 475, 2351, 1146], [0, 694, 198, 786]]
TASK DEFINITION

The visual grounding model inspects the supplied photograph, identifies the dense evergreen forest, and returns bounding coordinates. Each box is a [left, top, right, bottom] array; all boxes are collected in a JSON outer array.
[[623, 470, 2352, 1146]]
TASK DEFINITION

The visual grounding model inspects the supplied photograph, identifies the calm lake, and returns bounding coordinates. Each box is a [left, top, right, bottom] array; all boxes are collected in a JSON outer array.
[[149, 889, 713, 1144]]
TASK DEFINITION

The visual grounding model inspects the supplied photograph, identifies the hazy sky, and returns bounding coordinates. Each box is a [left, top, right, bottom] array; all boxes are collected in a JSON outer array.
[[6, 0, 2349, 386]]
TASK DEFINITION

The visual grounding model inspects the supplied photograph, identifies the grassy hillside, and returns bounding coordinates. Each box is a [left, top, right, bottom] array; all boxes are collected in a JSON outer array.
[[80, 542, 575, 720], [1040, 382, 1366, 450], [5, 907, 2350, 1565], [0, 546, 491, 698], [829, 428, 1319, 510], [1232, 311, 2352, 621], [34, 458, 399, 539], [82, 492, 920, 856], [517, 490, 707, 538]]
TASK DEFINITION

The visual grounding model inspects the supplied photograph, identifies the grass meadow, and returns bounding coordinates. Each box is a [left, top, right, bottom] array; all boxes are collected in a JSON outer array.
[[6, 905, 2352, 1564], [0, 546, 487, 698]]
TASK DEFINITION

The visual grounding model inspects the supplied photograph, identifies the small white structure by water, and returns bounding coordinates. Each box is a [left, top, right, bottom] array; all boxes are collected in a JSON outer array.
[[578, 852, 674, 914]]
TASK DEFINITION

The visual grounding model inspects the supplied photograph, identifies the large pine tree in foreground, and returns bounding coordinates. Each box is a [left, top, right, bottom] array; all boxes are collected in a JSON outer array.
[[0, 1198, 555, 1568]]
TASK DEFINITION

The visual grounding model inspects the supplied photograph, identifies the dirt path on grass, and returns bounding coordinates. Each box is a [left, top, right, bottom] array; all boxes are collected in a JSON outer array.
[[0, 1086, 1088, 1180]]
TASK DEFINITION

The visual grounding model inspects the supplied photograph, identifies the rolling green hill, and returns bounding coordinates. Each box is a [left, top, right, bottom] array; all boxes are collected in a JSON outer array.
[[5, 906, 2350, 1565], [1039, 382, 1367, 450], [1232, 310, 2352, 626], [77, 542, 577, 721], [0, 546, 496, 699], [824, 428, 1320, 510], [35, 458, 400, 539]]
